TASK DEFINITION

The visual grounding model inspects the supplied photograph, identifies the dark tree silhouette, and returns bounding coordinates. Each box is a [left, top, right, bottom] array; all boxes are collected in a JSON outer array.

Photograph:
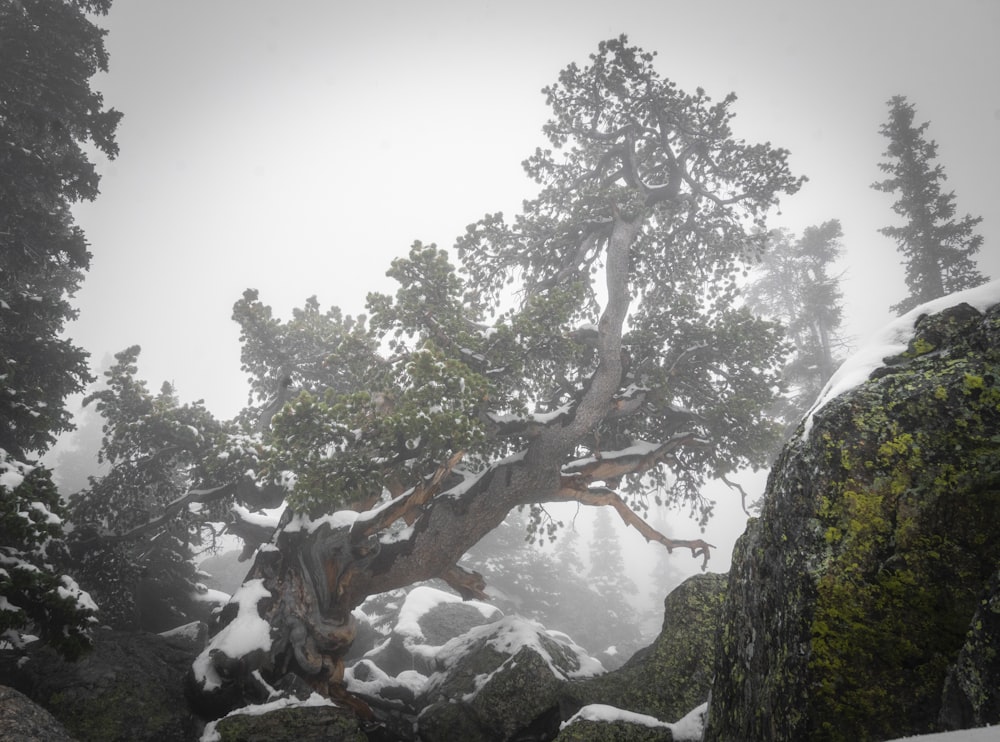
[[872, 96, 988, 315], [0, 0, 120, 658], [744, 221, 847, 437]]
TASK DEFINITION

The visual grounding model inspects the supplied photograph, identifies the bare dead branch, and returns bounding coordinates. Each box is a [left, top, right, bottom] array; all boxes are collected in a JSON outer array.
[[720, 472, 753, 516], [557, 485, 713, 568]]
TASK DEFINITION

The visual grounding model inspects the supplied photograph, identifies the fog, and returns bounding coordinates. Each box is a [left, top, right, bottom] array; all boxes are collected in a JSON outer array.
[[54, 0, 1000, 613]]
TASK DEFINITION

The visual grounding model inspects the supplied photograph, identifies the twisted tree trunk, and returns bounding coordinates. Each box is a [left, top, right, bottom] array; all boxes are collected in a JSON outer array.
[[187, 217, 711, 718]]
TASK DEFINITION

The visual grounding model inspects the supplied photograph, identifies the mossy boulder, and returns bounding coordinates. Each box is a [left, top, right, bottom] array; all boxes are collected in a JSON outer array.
[[705, 300, 1000, 741], [416, 616, 603, 742], [0, 628, 202, 742], [212, 704, 366, 741], [940, 566, 1000, 728], [0, 684, 78, 741], [564, 572, 724, 723], [555, 717, 674, 741]]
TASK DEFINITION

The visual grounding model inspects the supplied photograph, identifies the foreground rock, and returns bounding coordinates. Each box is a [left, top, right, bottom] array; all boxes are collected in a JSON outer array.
[[563, 572, 724, 723], [0, 685, 78, 742], [211, 702, 367, 741], [705, 295, 1000, 741], [417, 615, 604, 742], [0, 627, 202, 742]]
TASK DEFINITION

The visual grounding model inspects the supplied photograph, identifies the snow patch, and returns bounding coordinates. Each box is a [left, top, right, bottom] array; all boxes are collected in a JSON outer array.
[[199, 692, 335, 742], [425, 614, 605, 701], [281, 508, 358, 534], [395, 585, 497, 642], [0, 449, 33, 491], [191, 579, 273, 691], [803, 279, 1000, 437], [57, 575, 98, 614], [159, 621, 204, 641], [885, 728, 1000, 742], [561, 701, 707, 741]]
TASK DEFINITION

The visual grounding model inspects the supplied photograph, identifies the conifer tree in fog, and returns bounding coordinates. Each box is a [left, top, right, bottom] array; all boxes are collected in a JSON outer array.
[[68, 347, 230, 631], [872, 96, 988, 315], [0, 0, 120, 658], [585, 508, 643, 657], [744, 221, 847, 436], [66, 35, 803, 715]]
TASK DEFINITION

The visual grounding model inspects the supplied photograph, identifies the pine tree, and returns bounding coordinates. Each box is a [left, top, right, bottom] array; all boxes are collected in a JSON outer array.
[[585, 509, 643, 659], [745, 221, 847, 434], [872, 96, 988, 315], [68, 347, 229, 631], [0, 0, 120, 657]]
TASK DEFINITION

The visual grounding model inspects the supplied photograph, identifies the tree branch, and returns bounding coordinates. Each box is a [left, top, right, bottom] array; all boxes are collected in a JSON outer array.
[[78, 482, 237, 546], [556, 484, 713, 568], [350, 451, 465, 542]]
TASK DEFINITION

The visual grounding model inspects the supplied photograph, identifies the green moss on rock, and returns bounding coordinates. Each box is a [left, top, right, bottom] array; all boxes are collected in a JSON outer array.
[[565, 573, 725, 723], [214, 705, 366, 741], [555, 718, 674, 741], [706, 301, 1000, 742]]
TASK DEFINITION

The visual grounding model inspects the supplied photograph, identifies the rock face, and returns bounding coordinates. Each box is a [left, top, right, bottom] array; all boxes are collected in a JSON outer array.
[[212, 704, 367, 742], [0, 684, 78, 742], [564, 572, 724, 723], [0, 628, 202, 742], [361, 587, 502, 678], [555, 718, 674, 741], [417, 615, 604, 742], [705, 300, 1000, 741], [939, 567, 1000, 729]]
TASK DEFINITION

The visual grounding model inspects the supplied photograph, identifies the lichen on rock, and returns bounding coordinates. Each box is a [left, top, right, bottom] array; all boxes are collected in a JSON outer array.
[[705, 297, 1000, 741], [564, 572, 724, 724]]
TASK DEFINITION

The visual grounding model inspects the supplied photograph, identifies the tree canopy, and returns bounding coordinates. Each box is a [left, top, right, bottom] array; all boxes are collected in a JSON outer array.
[[744, 221, 847, 439], [0, 0, 120, 657], [166, 35, 804, 716], [872, 96, 988, 315]]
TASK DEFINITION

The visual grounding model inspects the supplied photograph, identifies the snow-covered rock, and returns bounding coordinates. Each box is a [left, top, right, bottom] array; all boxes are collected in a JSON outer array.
[[417, 615, 604, 742], [706, 289, 1000, 741]]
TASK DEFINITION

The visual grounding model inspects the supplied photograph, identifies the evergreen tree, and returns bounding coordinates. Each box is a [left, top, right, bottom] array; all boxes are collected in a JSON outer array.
[[642, 513, 688, 634], [462, 508, 564, 619], [585, 509, 642, 658], [872, 96, 988, 315], [745, 221, 847, 434], [87, 36, 803, 712], [0, 0, 120, 657], [68, 347, 230, 631]]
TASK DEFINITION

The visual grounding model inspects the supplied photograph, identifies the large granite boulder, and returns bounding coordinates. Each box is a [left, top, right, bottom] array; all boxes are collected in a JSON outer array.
[[563, 572, 724, 723], [416, 615, 604, 742], [0, 626, 203, 742], [705, 293, 1000, 741], [0, 684, 78, 741], [360, 585, 501, 677], [210, 702, 367, 741]]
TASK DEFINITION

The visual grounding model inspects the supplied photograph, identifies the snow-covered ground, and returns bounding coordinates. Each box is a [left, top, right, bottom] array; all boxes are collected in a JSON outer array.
[[195, 546, 1000, 742]]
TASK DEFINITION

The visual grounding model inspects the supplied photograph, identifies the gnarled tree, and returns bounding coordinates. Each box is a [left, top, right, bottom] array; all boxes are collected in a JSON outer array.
[[173, 36, 804, 717]]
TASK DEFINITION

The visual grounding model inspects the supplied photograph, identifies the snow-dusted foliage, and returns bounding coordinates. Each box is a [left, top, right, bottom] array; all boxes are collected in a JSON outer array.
[[0, 449, 97, 658]]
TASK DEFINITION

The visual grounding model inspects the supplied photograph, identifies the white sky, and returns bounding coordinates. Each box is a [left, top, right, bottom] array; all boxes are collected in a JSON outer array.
[[59, 1, 1000, 583], [69, 0, 1000, 420]]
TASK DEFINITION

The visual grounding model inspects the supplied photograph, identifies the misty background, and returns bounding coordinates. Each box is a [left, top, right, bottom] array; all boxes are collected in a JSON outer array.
[[49, 0, 1000, 645]]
